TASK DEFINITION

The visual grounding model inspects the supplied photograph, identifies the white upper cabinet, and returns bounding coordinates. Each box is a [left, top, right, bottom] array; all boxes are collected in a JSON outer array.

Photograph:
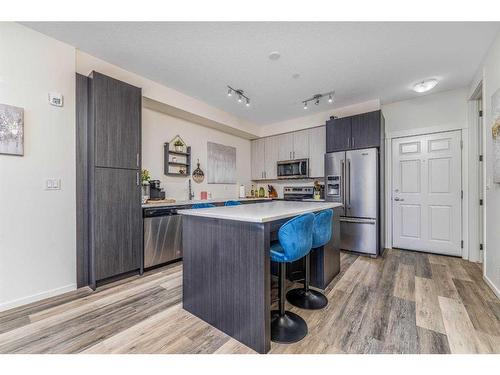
[[293, 130, 310, 159], [308, 126, 326, 178], [251, 126, 326, 180], [251, 138, 266, 180], [264, 136, 279, 180], [278, 133, 294, 161]]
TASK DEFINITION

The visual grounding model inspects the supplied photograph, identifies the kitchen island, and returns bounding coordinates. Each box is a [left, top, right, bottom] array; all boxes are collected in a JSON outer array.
[[179, 201, 343, 353]]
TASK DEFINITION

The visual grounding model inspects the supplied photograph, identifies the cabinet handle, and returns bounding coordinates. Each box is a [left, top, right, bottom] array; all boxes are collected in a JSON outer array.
[[136, 153, 140, 167], [352, 137, 355, 148], [136, 172, 140, 186], [347, 137, 350, 148]]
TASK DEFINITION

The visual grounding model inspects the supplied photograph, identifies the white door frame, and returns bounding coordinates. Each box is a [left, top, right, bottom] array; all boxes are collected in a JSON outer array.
[[385, 124, 469, 259]]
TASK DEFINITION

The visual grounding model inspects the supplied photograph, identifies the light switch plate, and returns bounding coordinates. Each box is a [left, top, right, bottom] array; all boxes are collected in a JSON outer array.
[[48, 92, 64, 107], [45, 178, 61, 190]]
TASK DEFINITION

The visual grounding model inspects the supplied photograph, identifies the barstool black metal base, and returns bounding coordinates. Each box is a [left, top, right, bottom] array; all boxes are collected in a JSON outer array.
[[270, 310, 308, 344], [286, 288, 328, 310]]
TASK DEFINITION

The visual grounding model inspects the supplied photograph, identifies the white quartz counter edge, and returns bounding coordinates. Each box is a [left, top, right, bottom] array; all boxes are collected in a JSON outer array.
[[142, 197, 272, 208], [178, 201, 343, 223]]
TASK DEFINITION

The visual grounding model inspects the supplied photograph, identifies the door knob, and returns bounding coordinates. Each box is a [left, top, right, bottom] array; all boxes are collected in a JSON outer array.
[[394, 197, 404, 201]]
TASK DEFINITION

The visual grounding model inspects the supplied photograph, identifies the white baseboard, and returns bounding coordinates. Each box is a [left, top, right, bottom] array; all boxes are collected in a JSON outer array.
[[0, 283, 77, 312], [483, 274, 500, 300]]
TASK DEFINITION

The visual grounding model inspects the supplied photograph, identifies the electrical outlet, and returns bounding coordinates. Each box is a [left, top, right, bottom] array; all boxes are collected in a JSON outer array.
[[45, 178, 61, 190]]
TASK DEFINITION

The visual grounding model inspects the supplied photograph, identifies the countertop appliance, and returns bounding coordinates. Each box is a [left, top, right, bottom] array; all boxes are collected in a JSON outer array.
[[277, 159, 309, 179], [149, 179, 166, 200], [325, 148, 380, 255], [143, 206, 186, 268], [283, 186, 314, 201]]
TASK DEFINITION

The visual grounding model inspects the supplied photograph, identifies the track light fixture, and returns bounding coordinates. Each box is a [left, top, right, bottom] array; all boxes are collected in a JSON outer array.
[[302, 90, 335, 109], [227, 86, 251, 108]]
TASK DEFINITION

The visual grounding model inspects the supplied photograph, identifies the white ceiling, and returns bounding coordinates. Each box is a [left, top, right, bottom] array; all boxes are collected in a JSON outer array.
[[23, 22, 499, 125]]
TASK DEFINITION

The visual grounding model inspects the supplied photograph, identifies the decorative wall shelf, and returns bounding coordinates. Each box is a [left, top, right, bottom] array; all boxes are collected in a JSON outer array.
[[164, 142, 191, 177]]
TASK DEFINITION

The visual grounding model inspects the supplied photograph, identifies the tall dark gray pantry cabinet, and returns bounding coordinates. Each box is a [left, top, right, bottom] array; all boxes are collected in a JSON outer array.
[[76, 72, 143, 289]]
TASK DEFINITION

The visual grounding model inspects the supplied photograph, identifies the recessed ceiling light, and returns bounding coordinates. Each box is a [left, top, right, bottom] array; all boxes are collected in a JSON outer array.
[[269, 51, 281, 61], [413, 79, 438, 93]]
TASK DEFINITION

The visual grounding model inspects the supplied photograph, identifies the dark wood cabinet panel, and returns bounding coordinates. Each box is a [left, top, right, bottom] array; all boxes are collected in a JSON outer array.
[[93, 167, 142, 281], [350, 110, 381, 149], [76, 74, 89, 288], [91, 72, 141, 169], [326, 116, 351, 152]]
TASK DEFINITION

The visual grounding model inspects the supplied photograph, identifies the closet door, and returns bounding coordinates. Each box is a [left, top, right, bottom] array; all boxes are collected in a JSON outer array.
[[92, 72, 141, 169]]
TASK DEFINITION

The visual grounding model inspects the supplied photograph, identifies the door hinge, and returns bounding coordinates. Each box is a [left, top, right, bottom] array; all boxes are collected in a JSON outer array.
[[480, 243, 483, 251], [461, 240, 464, 249], [480, 198, 483, 206], [479, 110, 483, 117], [461, 190, 463, 199], [479, 155, 483, 162]]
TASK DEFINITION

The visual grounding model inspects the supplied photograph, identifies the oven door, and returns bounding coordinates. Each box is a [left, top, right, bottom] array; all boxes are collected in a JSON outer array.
[[277, 159, 309, 179]]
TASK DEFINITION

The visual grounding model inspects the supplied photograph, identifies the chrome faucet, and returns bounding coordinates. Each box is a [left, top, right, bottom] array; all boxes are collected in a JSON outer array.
[[188, 179, 195, 200]]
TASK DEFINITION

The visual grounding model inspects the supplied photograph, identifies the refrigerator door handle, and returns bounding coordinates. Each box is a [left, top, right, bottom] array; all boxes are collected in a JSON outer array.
[[340, 217, 376, 225], [341, 159, 345, 206], [347, 158, 351, 209]]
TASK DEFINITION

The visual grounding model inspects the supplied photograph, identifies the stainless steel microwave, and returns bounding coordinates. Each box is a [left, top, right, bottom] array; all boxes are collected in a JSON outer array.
[[277, 159, 309, 179]]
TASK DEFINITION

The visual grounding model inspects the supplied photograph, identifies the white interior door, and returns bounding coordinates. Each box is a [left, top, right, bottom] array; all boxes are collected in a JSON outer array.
[[392, 130, 462, 256]]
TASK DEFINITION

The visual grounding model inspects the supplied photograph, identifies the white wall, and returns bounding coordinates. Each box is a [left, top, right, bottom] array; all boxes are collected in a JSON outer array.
[[143, 109, 251, 200], [0, 23, 77, 310], [382, 88, 468, 136], [479, 31, 500, 296], [258, 99, 380, 137]]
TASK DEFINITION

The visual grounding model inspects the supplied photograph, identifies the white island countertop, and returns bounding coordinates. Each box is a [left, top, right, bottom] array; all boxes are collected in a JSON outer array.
[[178, 201, 343, 223]]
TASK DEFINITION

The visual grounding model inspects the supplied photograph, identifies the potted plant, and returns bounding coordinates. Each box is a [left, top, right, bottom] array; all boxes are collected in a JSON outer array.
[[174, 139, 184, 152], [141, 169, 151, 185], [141, 169, 151, 203]]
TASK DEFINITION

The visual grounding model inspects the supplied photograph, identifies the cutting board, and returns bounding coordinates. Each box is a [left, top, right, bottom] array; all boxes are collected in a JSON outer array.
[[145, 199, 176, 204]]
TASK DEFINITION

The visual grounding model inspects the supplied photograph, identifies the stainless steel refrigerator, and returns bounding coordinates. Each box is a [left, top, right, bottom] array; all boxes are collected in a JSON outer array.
[[325, 148, 381, 255]]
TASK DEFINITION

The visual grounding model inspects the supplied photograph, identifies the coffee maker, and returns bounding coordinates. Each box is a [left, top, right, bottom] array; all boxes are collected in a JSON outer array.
[[149, 180, 166, 200]]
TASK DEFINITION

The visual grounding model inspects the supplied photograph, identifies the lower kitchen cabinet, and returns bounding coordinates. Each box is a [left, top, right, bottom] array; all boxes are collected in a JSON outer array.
[[93, 167, 142, 281]]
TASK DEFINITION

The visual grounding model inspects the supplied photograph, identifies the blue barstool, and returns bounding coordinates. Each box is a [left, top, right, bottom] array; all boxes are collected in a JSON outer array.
[[191, 203, 215, 209], [270, 213, 314, 343], [224, 200, 241, 206], [286, 209, 332, 310]]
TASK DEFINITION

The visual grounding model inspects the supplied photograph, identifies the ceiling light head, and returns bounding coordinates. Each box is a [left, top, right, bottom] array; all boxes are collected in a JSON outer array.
[[304, 102, 308, 110], [246, 99, 250, 107], [238, 95, 242, 103], [268, 51, 281, 61], [227, 88, 232, 97], [413, 79, 438, 93], [328, 94, 333, 103]]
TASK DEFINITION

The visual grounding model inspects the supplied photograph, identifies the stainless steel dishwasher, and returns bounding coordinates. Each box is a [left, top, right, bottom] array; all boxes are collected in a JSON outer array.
[[143, 206, 186, 268]]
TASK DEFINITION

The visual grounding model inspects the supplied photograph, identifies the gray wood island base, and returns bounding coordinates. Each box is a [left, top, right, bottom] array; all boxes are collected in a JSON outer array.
[[179, 201, 343, 353]]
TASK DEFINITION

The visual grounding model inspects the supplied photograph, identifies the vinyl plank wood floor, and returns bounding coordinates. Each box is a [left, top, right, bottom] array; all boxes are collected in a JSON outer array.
[[0, 249, 498, 354]]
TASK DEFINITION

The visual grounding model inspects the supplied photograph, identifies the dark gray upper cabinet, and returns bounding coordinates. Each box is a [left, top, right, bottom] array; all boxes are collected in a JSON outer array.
[[350, 110, 381, 149], [93, 167, 142, 280], [326, 110, 382, 152], [91, 72, 141, 170], [326, 116, 351, 152]]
